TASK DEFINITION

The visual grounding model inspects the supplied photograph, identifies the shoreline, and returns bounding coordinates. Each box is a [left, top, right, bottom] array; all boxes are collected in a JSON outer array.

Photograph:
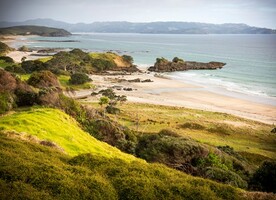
[[2, 35, 276, 124], [79, 72, 276, 125], [0, 35, 45, 62]]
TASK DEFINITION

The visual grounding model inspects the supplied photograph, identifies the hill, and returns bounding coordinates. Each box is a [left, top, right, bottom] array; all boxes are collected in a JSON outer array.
[[0, 107, 267, 200], [0, 25, 71, 36], [0, 18, 275, 34]]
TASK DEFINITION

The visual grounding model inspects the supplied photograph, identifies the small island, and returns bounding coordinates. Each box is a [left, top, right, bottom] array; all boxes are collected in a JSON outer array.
[[148, 57, 226, 72]]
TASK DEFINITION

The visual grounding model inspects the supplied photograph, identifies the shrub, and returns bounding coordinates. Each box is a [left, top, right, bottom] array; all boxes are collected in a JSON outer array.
[[106, 105, 120, 114], [27, 70, 60, 89], [122, 55, 134, 64], [249, 160, 276, 193], [21, 60, 46, 73], [179, 122, 205, 130], [0, 92, 15, 114], [0, 56, 14, 63], [172, 57, 184, 63], [15, 89, 39, 107], [69, 73, 91, 85], [204, 167, 248, 189], [18, 45, 29, 52], [5, 65, 26, 74]]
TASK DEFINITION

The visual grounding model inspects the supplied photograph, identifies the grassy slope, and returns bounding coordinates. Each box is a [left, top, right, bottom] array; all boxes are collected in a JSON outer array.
[[89, 52, 130, 67], [1, 107, 270, 199], [0, 107, 135, 160], [92, 102, 276, 161]]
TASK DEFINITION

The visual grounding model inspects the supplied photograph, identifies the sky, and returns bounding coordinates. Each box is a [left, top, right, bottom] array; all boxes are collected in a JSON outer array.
[[0, 0, 276, 28]]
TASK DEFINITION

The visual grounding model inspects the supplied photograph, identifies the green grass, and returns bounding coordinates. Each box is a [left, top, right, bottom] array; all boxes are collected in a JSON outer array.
[[58, 75, 94, 90], [37, 56, 53, 63], [87, 102, 276, 160], [0, 60, 13, 68], [0, 107, 136, 160], [1, 132, 263, 200]]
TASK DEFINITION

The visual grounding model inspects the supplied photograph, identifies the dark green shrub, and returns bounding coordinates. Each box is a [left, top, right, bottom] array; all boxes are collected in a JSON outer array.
[[106, 105, 120, 114], [249, 160, 276, 193], [15, 89, 39, 106], [204, 167, 248, 189], [5, 65, 26, 74], [179, 122, 205, 130], [21, 60, 46, 73], [0, 56, 14, 63], [69, 73, 91, 85], [91, 58, 116, 72], [172, 57, 184, 63], [122, 55, 134, 64]]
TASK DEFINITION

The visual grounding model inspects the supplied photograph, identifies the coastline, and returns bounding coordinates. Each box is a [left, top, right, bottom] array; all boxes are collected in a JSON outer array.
[[80, 72, 276, 125], [2, 35, 275, 124], [0, 35, 44, 62]]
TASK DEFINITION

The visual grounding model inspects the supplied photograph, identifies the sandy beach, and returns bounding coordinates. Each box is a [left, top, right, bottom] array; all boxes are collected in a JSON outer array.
[[76, 72, 276, 125], [1, 35, 43, 62]]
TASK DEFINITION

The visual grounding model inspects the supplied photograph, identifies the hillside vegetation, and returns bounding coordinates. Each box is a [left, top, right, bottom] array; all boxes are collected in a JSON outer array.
[[0, 25, 71, 36], [1, 107, 274, 200]]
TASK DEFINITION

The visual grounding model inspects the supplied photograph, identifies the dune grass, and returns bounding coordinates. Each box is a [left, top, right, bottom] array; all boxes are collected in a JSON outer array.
[[88, 102, 276, 160], [0, 107, 136, 161]]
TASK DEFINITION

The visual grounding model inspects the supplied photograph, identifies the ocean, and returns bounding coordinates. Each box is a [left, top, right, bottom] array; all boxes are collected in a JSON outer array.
[[19, 33, 276, 105]]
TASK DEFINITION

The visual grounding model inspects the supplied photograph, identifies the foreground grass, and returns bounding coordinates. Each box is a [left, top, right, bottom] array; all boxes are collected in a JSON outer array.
[[1, 107, 273, 199], [0, 107, 135, 160], [89, 102, 276, 161]]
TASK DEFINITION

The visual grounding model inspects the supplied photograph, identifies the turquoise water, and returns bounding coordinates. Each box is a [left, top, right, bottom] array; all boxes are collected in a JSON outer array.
[[21, 33, 276, 103]]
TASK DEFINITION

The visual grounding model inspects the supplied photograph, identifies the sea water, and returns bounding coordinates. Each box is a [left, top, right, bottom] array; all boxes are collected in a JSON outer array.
[[21, 33, 276, 105]]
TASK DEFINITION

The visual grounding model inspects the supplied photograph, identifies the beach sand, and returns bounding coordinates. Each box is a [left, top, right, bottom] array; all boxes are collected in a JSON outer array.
[[1, 35, 43, 62], [77, 72, 276, 125]]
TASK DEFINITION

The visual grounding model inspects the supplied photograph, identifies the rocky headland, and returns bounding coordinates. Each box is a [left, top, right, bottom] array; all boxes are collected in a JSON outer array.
[[148, 57, 226, 72]]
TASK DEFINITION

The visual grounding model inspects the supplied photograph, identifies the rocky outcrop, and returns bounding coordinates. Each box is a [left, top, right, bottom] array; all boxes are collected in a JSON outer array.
[[148, 57, 225, 72]]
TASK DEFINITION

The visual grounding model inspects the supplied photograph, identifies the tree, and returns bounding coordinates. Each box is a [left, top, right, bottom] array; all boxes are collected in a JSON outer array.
[[172, 57, 184, 63], [249, 160, 276, 193], [69, 73, 91, 85], [99, 96, 109, 108], [122, 55, 134, 65]]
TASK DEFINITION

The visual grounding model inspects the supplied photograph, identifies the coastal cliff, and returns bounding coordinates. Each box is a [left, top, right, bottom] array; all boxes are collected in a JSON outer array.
[[148, 57, 225, 72]]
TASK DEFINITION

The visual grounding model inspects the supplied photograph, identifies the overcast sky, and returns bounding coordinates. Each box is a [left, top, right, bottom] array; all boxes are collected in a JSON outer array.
[[0, 0, 275, 28]]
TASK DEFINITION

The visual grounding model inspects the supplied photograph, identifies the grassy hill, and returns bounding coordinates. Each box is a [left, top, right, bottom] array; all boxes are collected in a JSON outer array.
[[103, 102, 276, 162], [1, 107, 274, 199], [0, 107, 135, 160], [0, 25, 71, 37]]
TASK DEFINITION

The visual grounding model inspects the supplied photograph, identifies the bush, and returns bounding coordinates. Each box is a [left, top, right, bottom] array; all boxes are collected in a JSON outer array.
[[0, 92, 15, 114], [21, 60, 46, 73], [106, 105, 120, 114], [69, 73, 91, 85], [122, 55, 134, 64], [204, 167, 248, 189], [0, 56, 14, 63], [5, 65, 26, 74], [249, 160, 276, 193], [15, 89, 39, 107], [172, 57, 184, 63], [27, 70, 60, 89]]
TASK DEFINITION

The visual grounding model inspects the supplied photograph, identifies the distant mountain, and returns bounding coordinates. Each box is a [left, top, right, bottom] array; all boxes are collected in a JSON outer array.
[[0, 25, 71, 37], [0, 18, 275, 34]]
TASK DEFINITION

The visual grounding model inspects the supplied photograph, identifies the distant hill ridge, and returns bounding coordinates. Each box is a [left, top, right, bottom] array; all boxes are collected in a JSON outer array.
[[0, 18, 275, 34], [0, 25, 71, 36]]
